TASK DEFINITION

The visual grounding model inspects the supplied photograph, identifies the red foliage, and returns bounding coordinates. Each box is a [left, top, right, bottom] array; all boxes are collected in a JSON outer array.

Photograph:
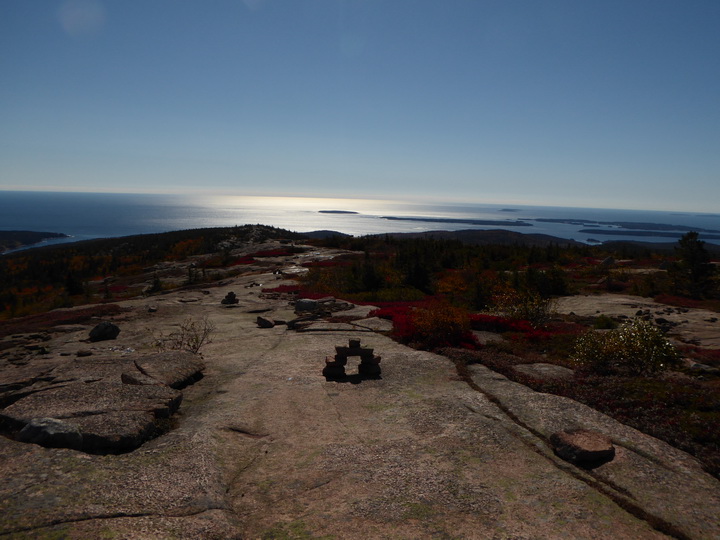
[[108, 285, 129, 293], [367, 300, 430, 320], [230, 256, 256, 265], [262, 285, 300, 294], [654, 294, 706, 309], [469, 314, 583, 341], [470, 313, 532, 333], [369, 300, 480, 350]]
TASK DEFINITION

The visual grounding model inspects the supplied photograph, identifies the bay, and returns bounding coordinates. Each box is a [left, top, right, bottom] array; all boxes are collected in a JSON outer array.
[[1, 190, 719, 250]]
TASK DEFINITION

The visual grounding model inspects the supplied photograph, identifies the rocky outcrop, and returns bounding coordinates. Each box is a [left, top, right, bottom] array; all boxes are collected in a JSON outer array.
[[467, 363, 720, 540], [1, 382, 181, 453], [17, 417, 83, 450], [512, 362, 575, 382], [0, 348, 204, 453], [133, 351, 205, 389]]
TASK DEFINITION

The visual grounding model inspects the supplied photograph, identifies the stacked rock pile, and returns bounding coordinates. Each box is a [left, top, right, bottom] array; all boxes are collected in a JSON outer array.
[[322, 339, 381, 379]]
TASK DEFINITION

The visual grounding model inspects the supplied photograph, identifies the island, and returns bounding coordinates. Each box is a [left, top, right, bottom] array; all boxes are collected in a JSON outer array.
[[0, 230, 69, 253]]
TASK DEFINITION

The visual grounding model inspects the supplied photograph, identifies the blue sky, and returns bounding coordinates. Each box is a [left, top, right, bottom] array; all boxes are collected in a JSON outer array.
[[1, 0, 719, 212]]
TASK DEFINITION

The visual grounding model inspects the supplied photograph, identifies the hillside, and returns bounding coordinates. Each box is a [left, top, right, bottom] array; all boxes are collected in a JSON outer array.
[[1, 234, 719, 538]]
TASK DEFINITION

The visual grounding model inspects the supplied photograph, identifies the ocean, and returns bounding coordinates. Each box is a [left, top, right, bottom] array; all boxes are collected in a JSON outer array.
[[1, 190, 719, 250]]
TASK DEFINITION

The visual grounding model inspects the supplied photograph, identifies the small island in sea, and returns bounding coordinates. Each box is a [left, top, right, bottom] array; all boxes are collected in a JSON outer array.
[[318, 210, 359, 214], [0, 230, 68, 253]]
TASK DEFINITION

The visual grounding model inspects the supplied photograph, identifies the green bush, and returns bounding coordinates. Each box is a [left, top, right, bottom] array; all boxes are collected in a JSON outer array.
[[592, 314, 618, 329], [574, 318, 681, 376]]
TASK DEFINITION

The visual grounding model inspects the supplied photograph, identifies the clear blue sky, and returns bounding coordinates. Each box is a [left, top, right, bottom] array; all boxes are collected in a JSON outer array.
[[1, 0, 719, 212]]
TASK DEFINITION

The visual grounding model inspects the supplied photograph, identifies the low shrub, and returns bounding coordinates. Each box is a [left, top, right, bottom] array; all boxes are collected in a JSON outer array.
[[574, 318, 682, 376], [491, 290, 555, 327], [593, 314, 619, 329], [155, 315, 216, 354]]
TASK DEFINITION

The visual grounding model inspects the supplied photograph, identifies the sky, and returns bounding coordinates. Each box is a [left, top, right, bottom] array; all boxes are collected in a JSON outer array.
[[1, 0, 719, 212]]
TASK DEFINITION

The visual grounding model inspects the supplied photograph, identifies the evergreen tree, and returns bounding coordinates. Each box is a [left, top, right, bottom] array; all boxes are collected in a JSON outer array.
[[671, 232, 716, 298]]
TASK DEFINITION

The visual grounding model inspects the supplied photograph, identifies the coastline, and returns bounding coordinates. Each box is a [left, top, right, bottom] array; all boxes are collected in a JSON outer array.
[[0, 231, 69, 254], [1, 191, 720, 248]]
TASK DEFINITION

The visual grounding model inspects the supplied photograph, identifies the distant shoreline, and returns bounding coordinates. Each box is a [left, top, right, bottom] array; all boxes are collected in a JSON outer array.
[[381, 216, 533, 227], [0, 231, 69, 254], [2, 191, 719, 247]]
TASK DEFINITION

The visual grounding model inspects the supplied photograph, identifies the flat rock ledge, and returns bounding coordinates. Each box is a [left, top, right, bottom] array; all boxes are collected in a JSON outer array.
[[133, 351, 205, 389], [512, 362, 575, 381], [0, 350, 204, 453], [0, 381, 181, 453]]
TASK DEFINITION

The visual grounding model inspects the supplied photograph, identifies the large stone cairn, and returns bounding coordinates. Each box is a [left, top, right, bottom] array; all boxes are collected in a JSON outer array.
[[323, 339, 381, 379]]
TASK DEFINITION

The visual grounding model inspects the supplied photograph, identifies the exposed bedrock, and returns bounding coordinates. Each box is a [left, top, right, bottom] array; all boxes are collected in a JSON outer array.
[[0, 350, 204, 453]]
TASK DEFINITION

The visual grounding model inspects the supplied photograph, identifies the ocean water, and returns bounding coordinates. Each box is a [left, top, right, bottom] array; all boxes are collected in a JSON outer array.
[[1, 190, 719, 250]]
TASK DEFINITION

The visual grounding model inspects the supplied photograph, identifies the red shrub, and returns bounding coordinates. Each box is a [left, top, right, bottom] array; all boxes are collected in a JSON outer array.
[[108, 285, 129, 293], [231, 256, 256, 265], [262, 284, 300, 294], [654, 294, 705, 309], [370, 300, 480, 350]]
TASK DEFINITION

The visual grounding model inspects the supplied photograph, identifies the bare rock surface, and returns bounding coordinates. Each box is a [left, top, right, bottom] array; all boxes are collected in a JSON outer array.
[[1, 258, 719, 538], [512, 362, 575, 381], [134, 351, 205, 389], [555, 293, 720, 347], [467, 363, 720, 539]]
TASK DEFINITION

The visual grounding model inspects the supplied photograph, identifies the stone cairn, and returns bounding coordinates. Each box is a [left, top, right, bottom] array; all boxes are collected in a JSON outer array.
[[221, 291, 239, 305], [323, 339, 382, 379]]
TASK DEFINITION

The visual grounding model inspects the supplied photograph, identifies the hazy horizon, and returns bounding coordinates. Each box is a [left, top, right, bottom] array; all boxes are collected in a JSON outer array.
[[2, 1, 719, 213]]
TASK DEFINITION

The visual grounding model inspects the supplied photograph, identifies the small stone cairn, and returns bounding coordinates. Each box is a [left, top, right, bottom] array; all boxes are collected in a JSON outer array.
[[221, 291, 239, 305], [323, 339, 381, 379]]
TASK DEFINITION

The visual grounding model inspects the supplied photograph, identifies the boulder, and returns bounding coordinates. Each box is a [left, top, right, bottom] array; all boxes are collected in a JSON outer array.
[[256, 316, 275, 328], [88, 321, 120, 342], [549, 429, 615, 468], [17, 417, 83, 450], [295, 299, 319, 313]]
